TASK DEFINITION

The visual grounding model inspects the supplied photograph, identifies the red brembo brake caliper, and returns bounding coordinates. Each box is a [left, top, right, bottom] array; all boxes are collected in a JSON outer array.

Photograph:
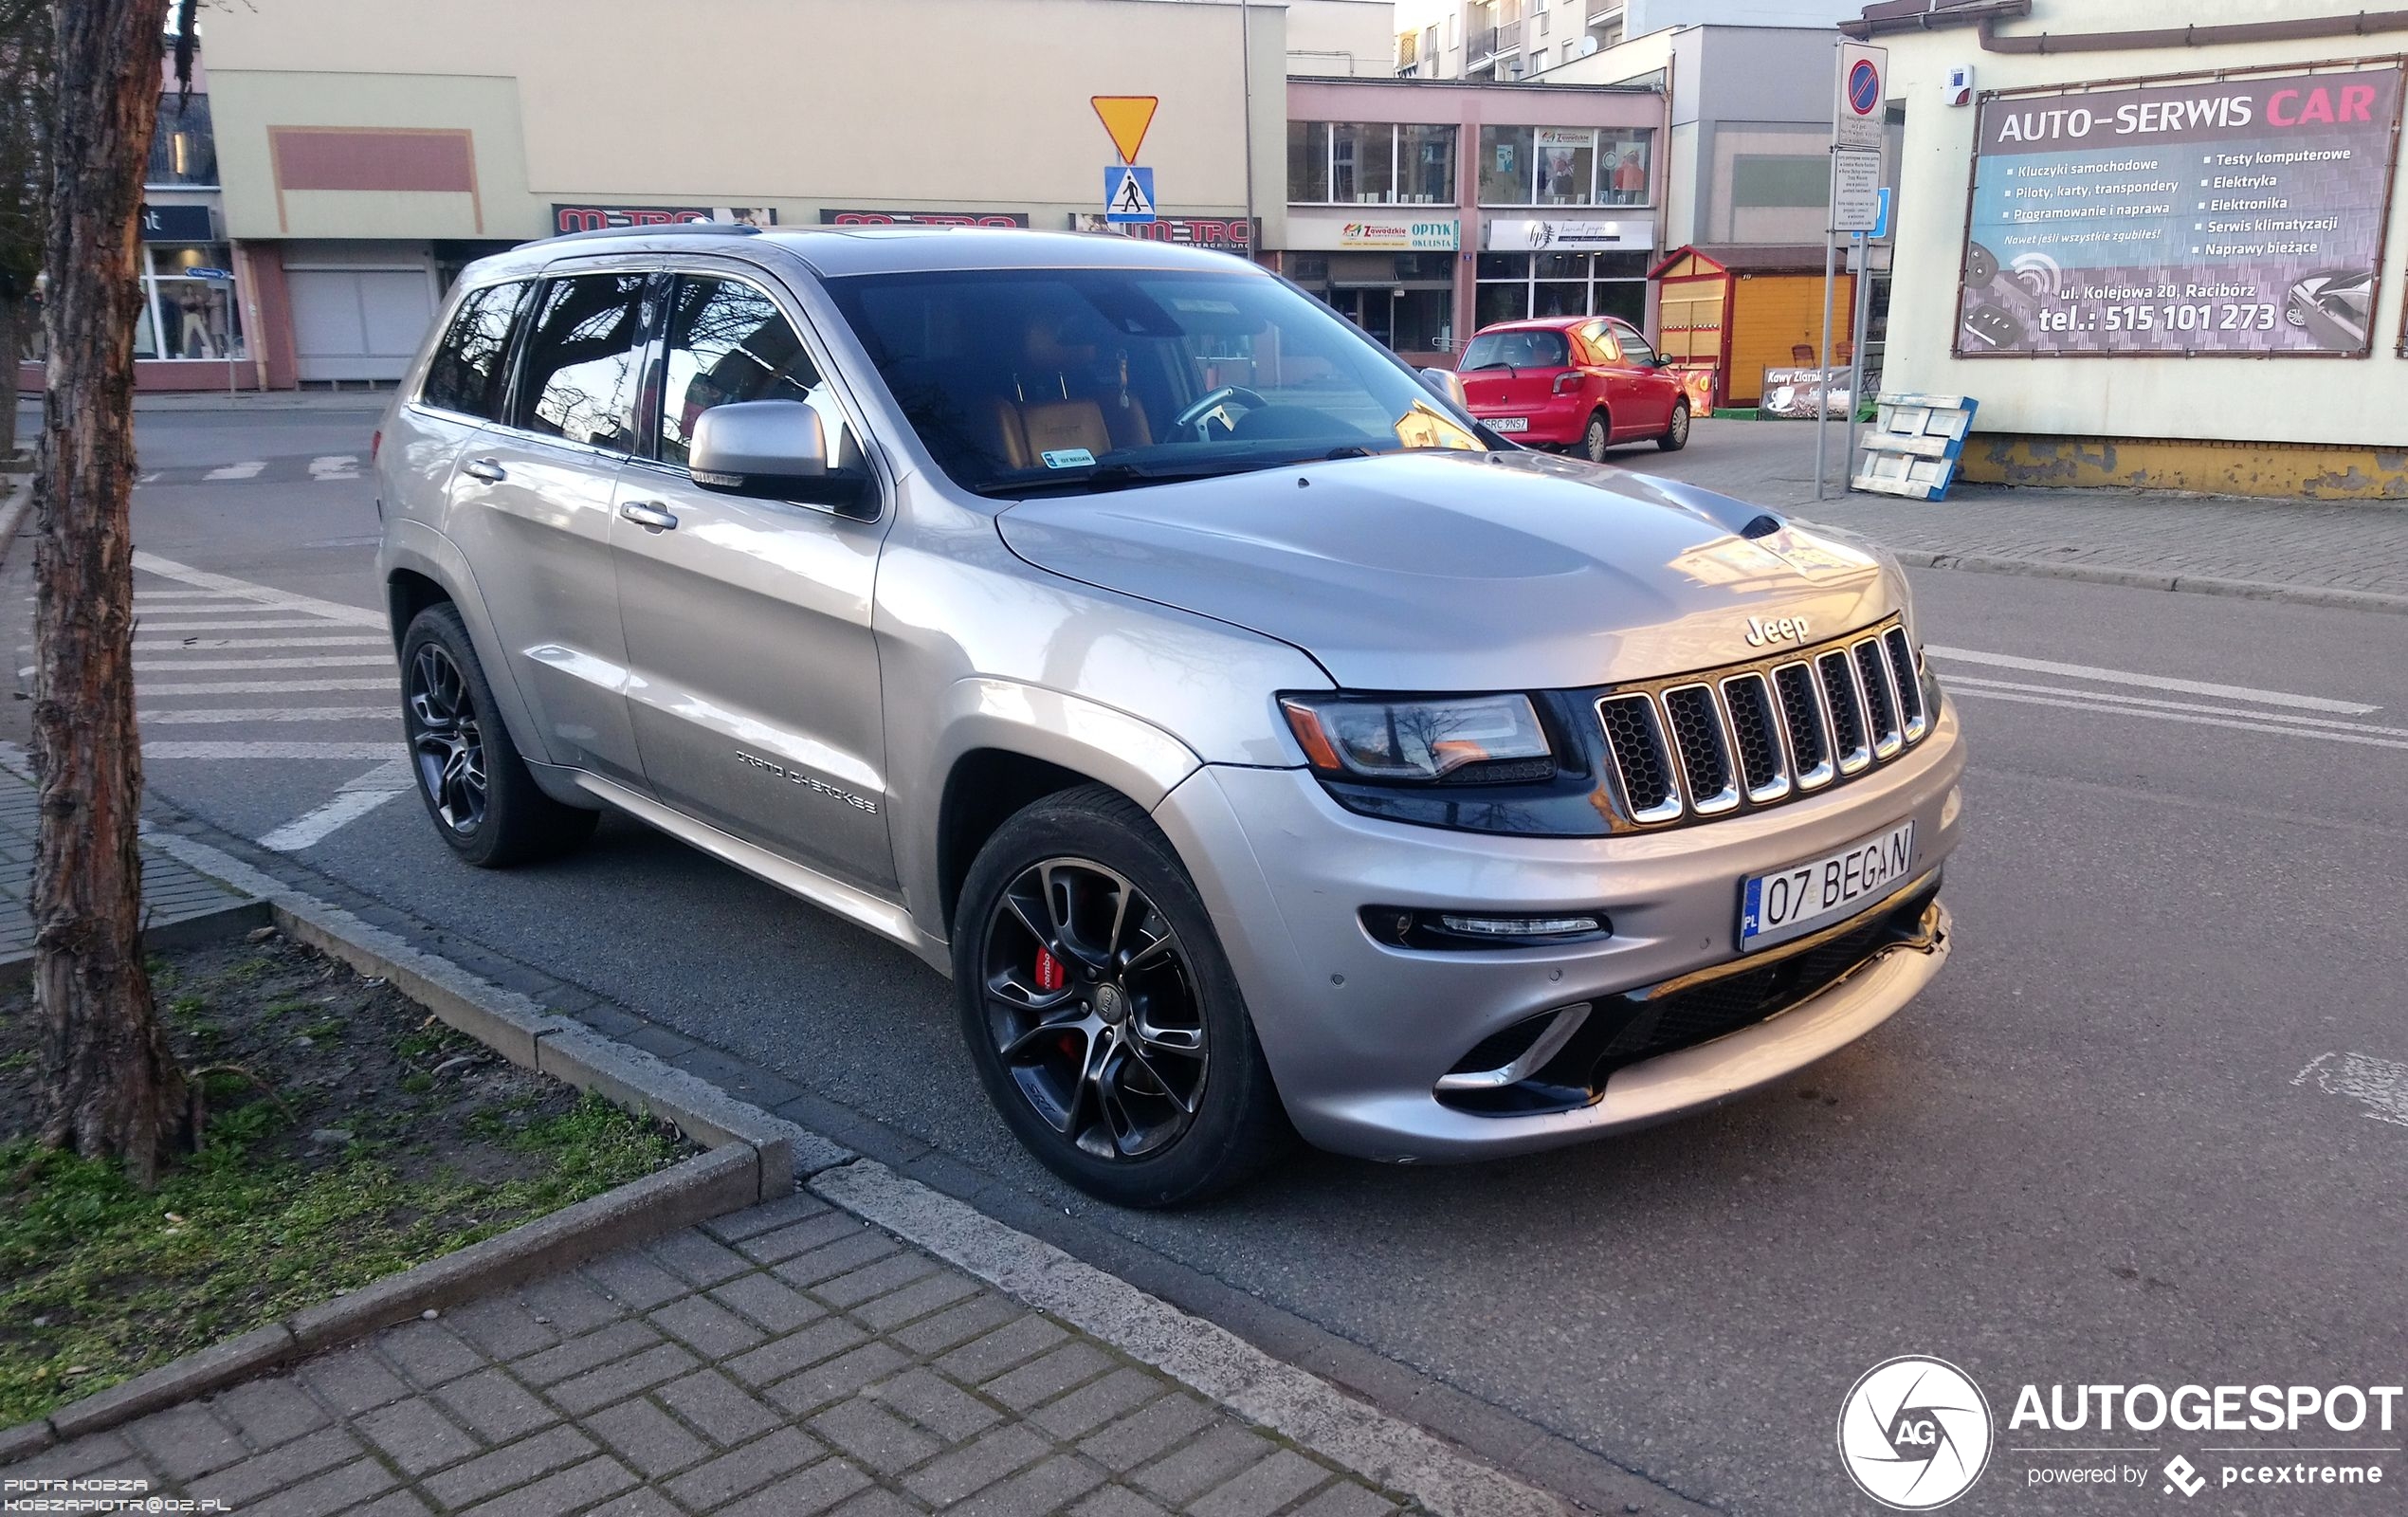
[[1034, 947, 1066, 993]]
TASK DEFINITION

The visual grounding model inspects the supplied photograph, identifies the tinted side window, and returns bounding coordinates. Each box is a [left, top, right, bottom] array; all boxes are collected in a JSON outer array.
[[659, 277, 829, 466], [420, 280, 529, 419], [518, 273, 649, 449]]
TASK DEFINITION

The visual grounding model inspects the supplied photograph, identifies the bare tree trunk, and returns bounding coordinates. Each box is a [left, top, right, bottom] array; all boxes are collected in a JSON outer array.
[[34, 0, 188, 1184]]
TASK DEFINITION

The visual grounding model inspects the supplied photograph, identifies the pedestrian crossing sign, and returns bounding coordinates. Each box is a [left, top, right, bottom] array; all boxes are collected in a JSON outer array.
[[1104, 166, 1156, 224]]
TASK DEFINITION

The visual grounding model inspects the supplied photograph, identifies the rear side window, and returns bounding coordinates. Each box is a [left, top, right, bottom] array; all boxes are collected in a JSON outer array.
[[517, 273, 652, 450], [1459, 329, 1569, 371], [419, 280, 530, 420]]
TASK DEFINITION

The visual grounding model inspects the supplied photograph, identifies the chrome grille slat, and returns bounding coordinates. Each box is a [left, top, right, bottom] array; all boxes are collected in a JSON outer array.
[[1853, 637, 1906, 759], [1884, 626, 1928, 741], [1772, 661, 1835, 791], [1661, 684, 1741, 815], [1816, 649, 1874, 775], [1596, 693, 1684, 824], [1592, 619, 1930, 829], [1719, 672, 1792, 804]]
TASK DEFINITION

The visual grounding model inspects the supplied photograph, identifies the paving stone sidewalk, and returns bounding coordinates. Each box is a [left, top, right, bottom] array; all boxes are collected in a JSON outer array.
[[0, 768, 253, 961], [1641, 421, 2408, 603], [3, 1189, 1420, 1517]]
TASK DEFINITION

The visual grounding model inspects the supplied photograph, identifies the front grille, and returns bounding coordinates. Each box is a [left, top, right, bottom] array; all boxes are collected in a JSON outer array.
[[1592, 619, 1931, 829]]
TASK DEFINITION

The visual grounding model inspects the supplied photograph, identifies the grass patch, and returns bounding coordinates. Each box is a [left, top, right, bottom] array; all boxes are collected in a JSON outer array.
[[0, 936, 686, 1426]]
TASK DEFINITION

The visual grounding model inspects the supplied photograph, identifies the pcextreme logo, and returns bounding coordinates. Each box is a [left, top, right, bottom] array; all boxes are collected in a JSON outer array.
[[1838, 1356, 1996, 1509]]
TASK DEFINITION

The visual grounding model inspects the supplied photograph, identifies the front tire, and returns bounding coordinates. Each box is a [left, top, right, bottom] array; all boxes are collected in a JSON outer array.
[[952, 785, 1290, 1207], [1581, 411, 1612, 463], [1657, 398, 1692, 452], [399, 603, 597, 868]]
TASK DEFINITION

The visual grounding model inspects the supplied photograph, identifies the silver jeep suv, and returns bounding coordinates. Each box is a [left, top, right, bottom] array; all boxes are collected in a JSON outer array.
[[375, 224, 1962, 1206]]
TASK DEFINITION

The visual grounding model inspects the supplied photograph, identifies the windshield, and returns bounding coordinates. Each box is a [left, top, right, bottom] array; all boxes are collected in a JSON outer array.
[[821, 265, 1484, 496], [1458, 329, 1570, 372]]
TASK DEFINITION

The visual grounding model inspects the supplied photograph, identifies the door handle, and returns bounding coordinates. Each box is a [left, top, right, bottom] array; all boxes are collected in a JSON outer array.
[[461, 457, 506, 483], [619, 501, 680, 533]]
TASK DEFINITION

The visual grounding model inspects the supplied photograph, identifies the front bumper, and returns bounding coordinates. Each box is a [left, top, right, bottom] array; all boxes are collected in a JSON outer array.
[[1151, 699, 1965, 1161]]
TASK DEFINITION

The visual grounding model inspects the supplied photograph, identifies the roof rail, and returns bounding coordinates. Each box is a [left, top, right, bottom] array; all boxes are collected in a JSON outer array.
[[537, 221, 764, 246]]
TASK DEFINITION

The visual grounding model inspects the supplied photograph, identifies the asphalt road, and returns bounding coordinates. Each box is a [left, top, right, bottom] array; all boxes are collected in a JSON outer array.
[[12, 407, 2404, 1516]]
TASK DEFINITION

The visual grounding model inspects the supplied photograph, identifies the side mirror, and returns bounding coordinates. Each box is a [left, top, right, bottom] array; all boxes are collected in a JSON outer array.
[[1416, 366, 1470, 412], [688, 399, 871, 513]]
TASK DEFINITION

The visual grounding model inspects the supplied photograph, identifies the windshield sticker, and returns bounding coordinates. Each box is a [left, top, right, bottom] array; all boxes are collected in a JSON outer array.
[[1170, 297, 1240, 314], [1041, 448, 1098, 469]]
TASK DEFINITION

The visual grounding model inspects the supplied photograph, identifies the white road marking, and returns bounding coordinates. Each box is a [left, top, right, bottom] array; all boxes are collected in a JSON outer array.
[[1928, 646, 2376, 715], [256, 755, 414, 850], [202, 461, 265, 481], [1945, 677, 2408, 740], [138, 676, 398, 695], [1949, 686, 2408, 752], [135, 654, 393, 671], [131, 551, 384, 627], [2292, 1052, 2408, 1127], [133, 591, 245, 604], [136, 618, 370, 634], [135, 634, 388, 651], [309, 454, 361, 480], [136, 606, 333, 622], [146, 740, 401, 759], [142, 705, 394, 724]]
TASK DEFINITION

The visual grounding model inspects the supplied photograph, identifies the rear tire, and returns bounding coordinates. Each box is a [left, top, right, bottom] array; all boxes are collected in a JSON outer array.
[[400, 603, 597, 868], [1581, 411, 1612, 463], [952, 784, 1292, 1207], [1657, 398, 1691, 452]]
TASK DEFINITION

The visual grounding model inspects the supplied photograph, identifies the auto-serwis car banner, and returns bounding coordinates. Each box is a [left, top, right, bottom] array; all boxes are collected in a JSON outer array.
[[1956, 64, 2403, 356]]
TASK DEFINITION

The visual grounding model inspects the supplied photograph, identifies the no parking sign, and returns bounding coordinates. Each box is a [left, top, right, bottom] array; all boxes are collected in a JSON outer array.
[[1837, 42, 1887, 150]]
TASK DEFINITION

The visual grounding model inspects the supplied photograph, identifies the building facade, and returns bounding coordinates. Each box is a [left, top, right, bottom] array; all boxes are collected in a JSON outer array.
[[1396, 0, 1859, 83], [1857, 0, 2408, 496], [1276, 75, 1665, 363], [186, 0, 1344, 388]]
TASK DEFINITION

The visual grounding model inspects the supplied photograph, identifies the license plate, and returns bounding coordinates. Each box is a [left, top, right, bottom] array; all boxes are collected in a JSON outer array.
[[1739, 821, 1916, 951], [1488, 416, 1529, 432]]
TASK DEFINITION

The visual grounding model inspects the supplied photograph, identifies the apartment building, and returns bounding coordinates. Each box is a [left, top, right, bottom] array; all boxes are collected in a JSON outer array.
[[1396, 0, 1857, 82]]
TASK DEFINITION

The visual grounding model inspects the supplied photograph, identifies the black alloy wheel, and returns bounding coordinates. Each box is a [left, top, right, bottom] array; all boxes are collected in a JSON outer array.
[[980, 858, 1209, 1161], [408, 641, 486, 834]]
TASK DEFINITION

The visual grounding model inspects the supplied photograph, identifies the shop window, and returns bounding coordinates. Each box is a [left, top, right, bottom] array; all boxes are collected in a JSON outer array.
[[1473, 252, 1649, 332], [140, 243, 243, 361], [1479, 127, 1651, 206], [1292, 122, 1458, 206], [1287, 121, 1330, 204]]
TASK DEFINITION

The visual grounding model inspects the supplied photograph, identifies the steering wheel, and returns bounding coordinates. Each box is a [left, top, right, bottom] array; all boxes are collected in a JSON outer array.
[[1171, 385, 1268, 438]]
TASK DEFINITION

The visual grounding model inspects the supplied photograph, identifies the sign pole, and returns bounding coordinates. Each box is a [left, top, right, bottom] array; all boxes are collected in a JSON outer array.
[[1814, 37, 1842, 503], [1845, 233, 1872, 488]]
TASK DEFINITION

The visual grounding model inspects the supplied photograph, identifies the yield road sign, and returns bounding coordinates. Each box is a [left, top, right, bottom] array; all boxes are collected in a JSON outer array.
[[1105, 165, 1157, 224], [1091, 96, 1159, 165]]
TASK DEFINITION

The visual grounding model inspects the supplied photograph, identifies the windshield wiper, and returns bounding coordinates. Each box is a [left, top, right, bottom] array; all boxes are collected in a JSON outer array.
[[971, 458, 1282, 499]]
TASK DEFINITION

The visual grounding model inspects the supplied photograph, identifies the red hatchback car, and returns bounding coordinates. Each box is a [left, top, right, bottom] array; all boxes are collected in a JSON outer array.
[[1456, 315, 1690, 461]]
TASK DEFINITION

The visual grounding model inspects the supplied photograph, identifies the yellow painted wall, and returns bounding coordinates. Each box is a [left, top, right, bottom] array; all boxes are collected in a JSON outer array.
[[1729, 273, 1852, 404], [1961, 435, 2408, 500]]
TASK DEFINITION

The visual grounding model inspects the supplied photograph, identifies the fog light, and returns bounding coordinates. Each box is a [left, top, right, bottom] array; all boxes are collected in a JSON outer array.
[[1363, 907, 1610, 949], [1437, 913, 1601, 938]]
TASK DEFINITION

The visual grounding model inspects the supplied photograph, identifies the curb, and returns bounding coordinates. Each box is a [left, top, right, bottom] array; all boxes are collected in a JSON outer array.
[[123, 832, 1698, 1515], [3, 1143, 759, 1460], [138, 825, 857, 1200], [0, 899, 270, 991], [1894, 548, 2408, 616], [812, 1159, 1667, 1517]]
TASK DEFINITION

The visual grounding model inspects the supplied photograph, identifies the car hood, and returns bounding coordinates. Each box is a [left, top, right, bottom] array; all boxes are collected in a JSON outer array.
[[994, 449, 1904, 692]]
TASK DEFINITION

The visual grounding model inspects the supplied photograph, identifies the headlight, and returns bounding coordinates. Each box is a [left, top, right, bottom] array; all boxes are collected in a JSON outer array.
[[1279, 692, 1553, 783]]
